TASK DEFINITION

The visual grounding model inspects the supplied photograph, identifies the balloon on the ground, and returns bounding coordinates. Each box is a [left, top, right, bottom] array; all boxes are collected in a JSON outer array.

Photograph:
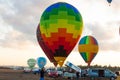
[[40, 2, 83, 67], [37, 57, 47, 68], [78, 35, 99, 66], [36, 24, 58, 67], [27, 58, 36, 69]]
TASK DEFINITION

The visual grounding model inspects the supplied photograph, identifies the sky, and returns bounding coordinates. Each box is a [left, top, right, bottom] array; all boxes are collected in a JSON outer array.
[[0, 0, 120, 67]]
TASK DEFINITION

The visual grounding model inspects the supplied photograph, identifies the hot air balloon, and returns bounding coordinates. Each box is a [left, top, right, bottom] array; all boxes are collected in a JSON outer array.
[[107, 0, 112, 6], [40, 2, 83, 67], [36, 24, 58, 67], [78, 36, 99, 66], [27, 58, 36, 69], [37, 57, 47, 69]]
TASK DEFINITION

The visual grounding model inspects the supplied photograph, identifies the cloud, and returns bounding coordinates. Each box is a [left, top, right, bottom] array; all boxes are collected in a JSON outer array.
[[0, 0, 120, 51], [111, 0, 120, 11], [0, 0, 65, 49], [0, 30, 35, 49], [73, 22, 120, 52]]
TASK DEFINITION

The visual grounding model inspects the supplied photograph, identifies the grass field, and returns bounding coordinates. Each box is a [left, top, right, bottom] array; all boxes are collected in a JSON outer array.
[[0, 69, 120, 80]]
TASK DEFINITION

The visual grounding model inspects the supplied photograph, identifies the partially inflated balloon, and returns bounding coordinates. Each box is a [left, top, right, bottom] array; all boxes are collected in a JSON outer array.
[[27, 58, 36, 69], [40, 2, 83, 67], [37, 57, 47, 69], [78, 36, 99, 66], [36, 24, 58, 67]]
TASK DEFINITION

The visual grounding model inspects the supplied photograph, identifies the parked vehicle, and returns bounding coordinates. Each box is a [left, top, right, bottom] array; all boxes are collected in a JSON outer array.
[[23, 68, 31, 73], [63, 71, 76, 78], [64, 61, 81, 78], [65, 61, 81, 74], [86, 68, 117, 80], [32, 68, 40, 74], [57, 70, 63, 76], [57, 68, 64, 76], [48, 70, 58, 77]]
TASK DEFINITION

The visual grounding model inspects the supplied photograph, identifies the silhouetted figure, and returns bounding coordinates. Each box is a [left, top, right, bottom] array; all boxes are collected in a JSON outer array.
[[76, 72, 80, 80], [40, 68, 45, 80]]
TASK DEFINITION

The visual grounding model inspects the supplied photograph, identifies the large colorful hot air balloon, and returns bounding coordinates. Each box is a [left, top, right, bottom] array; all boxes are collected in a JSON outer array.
[[37, 57, 47, 69], [36, 24, 58, 67], [40, 2, 83, 67], [78, 36, 99, 66], [27, 58, 36, 69]]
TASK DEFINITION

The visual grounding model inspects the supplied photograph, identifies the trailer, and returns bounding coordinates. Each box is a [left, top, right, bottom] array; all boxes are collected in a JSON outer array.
[[63, 61, 81, 78], [65, 61, 81, 73]]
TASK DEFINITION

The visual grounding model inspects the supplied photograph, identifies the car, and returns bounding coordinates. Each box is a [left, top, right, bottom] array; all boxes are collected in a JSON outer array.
[[86, 68, 117, 80], [57, 68, 64, 76], [32, 68, 40, 74], [57, 70, 63, 76], [63, 71, 76, 78], [23, 68, 31, 73], [48, 70, 58, 77]]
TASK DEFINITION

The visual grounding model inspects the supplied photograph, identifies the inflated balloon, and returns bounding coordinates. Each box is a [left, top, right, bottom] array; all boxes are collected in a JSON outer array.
[[36, 24, 58, 67], [27, 58, 36, 69], [107, 0, 112, 6], [40, 2, 83, 67], [37, 57, 47, 68], [78, 36, 99, 66]]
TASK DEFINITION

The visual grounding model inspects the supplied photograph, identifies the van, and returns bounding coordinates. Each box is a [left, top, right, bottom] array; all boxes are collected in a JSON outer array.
[[86, 68, 117, 80]]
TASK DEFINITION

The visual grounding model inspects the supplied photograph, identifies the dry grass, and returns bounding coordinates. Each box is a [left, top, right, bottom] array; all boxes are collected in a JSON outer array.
[[0, 69, 120, 80], [117, 76, 120, 80]]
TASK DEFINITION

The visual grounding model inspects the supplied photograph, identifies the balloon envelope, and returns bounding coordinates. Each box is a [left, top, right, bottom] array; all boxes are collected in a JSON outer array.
[[37, 57, 47, 68], [27, 58, 36, 69], [107, 0, 112, 6], [36, 24, 58, 67], [107, 0, 112, 3], [78, 36, 99, 66], [40, 2, 83, 67]]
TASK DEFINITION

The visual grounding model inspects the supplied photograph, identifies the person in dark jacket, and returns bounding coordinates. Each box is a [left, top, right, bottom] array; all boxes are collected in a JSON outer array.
[[76, 71, 80, 80], [40, 68, 45, 80]]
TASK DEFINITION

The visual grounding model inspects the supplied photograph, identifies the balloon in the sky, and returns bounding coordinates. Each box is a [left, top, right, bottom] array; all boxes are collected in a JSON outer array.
[[37, 57, 47, 69], [27, 58, 36, 69], [78, 36, 99, 66], [36, 24, 58, 67], [107, 0, 112, 6], [40, 2, 83, 67]]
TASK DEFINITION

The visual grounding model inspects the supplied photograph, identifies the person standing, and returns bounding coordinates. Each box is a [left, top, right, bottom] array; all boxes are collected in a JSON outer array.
[[40, 68, 45, 80], [76, 71, 80, 80]]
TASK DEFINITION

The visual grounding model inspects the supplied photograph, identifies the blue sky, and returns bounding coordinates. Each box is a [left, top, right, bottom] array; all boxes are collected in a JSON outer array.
[[0, 0, 120, 67]]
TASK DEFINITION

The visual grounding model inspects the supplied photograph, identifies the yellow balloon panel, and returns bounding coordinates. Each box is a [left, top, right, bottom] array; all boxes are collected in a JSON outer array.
[[78, 44, 99, 53], [54, 57, 66, 67]]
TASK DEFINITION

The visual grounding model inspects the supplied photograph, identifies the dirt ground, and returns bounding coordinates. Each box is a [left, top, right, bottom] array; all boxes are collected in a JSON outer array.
[[0, 69, 120, 80]]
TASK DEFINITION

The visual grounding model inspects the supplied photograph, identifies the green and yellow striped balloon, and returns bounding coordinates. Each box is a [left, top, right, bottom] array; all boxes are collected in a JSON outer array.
[[78, 36, 99, 66]]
